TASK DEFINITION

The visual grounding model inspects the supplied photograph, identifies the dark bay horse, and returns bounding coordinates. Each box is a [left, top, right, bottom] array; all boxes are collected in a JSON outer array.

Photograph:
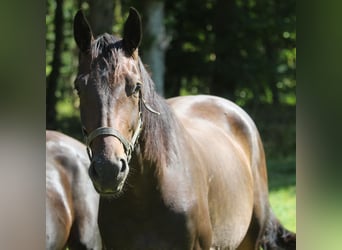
[[73, 8, 296, 250], [46, 130, 102, 250]]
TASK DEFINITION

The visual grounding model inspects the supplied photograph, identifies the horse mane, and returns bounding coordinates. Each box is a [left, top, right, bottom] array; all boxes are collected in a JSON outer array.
[[91, 33, 179, 167], [137, 58, 180, 167]]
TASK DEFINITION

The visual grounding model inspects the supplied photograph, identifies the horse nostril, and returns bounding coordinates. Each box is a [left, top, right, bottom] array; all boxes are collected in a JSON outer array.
[[89, 163, 99, 179], [120, 159, 127, 173]]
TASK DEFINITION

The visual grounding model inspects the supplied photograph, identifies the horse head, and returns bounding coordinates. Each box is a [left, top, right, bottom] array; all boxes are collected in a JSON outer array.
[[73, 8, 144, 195]]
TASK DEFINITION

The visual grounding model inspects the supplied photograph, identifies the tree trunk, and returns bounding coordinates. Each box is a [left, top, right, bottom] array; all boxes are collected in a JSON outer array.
[[141, 1, 167, 96], [46, 0, 63, 129], [211, 0, 236, 100]]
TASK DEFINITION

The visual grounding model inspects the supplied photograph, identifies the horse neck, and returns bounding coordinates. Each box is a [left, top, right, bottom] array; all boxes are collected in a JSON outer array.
[[134, 59, 179, 168], [125, 107, 182, 210]]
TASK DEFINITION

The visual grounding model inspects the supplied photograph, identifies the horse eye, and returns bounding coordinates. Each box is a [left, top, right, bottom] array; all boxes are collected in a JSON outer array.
[[133, 82, 142, 93], [74, 74, 89, 94]]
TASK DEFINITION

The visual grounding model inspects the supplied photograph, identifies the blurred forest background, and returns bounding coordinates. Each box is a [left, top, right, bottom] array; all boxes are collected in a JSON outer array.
[[46, 0, 295, 230]]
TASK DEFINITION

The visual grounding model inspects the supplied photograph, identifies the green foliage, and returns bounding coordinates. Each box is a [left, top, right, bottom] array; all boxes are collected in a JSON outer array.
[[267, 158, 296, 232], [247, 103, 296, 159], [164, 0, 296, 107], [46, 0, 55, 76], [46, 0, 79, 126]]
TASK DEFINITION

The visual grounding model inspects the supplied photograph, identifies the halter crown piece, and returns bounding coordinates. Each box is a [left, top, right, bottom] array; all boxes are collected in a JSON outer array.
[[83, 89, 160, 161]]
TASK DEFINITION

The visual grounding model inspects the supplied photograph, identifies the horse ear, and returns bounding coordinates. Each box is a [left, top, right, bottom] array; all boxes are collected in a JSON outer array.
[[123, 7, 142, 56], [73, 10, 93, 54]]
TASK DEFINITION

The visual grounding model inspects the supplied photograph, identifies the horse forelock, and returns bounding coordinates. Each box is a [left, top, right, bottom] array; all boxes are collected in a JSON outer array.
[[91, 33, 120, 58], [90, 34, 125, 84]]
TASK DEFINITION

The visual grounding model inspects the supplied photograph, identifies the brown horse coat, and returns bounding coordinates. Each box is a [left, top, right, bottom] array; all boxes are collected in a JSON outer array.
[[46, 130, 102, 250], [73, 8, 296, 250], [168, 95, 267, 248]]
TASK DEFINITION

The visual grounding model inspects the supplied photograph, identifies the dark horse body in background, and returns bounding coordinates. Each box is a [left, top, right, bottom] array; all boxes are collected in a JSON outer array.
[[73, 8, 296, 250], [46, 130, 102, 250]]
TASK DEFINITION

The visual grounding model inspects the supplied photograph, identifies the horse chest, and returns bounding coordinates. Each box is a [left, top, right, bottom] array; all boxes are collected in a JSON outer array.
[[98, 200, 194, 250]]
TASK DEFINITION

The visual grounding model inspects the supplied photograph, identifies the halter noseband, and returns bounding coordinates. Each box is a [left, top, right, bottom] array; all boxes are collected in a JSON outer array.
[[83, 90, 159, 162]]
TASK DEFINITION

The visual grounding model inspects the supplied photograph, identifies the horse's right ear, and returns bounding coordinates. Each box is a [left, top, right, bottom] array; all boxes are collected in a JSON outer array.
[[123, 7, 142, 56], [73, 10, 93, 54]]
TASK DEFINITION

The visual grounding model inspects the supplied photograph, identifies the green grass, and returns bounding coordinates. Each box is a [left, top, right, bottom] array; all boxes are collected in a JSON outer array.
[[270, 186, 296, 232], [267, 158, 296, 232]]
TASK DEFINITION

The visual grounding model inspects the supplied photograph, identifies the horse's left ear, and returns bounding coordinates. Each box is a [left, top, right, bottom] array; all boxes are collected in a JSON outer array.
[[74, 10, 93, 54], [123, 7, 142, 56]]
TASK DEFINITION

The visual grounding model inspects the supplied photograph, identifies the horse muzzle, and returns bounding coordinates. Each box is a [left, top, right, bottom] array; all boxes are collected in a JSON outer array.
[[88, 156, 129, 195]]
